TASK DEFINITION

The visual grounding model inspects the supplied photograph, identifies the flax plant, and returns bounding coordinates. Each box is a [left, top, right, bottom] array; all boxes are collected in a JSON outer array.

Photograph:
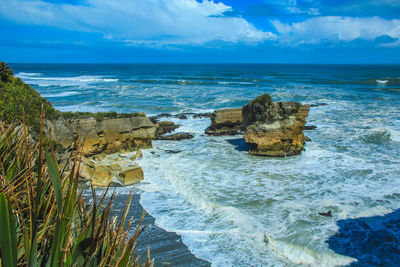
[[0, 115, 153, 267]]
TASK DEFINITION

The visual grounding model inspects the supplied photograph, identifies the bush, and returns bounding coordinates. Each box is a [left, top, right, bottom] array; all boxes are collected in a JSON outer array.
[[0, 62, 60, 132]]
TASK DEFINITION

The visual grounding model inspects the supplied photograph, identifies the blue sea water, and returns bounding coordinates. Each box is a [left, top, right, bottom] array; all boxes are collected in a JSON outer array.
[[11, 63, 400, 266]]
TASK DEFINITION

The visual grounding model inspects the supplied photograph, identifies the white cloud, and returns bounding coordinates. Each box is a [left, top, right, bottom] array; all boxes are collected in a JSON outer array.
[[272, 16, 400, 46], [0, 0, 275, 45]]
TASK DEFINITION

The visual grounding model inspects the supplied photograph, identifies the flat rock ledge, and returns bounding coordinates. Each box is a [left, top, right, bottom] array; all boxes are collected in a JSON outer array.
[[242, 94, 310, 157], [45, 112, 156, 156], [205, 108, 243, 136]]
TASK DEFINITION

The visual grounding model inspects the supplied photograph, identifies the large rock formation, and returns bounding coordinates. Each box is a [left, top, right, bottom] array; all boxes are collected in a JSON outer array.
[[205, 108, 243, 136], [44, 113, 156, 156], [242, 94, 310, 157]]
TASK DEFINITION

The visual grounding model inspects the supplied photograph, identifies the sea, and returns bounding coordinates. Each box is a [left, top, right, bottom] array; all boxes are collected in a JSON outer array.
[[11, 63, 400, 266]]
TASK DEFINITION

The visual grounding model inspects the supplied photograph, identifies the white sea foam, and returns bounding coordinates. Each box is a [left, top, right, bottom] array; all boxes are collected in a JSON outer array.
[[16, 72, 42, 77], [376, 79, 389, 84], [15, 66, 400, 266], [266, 236, 356, 266], [17, 74, 118, 86], [57, 105, 106, 113], [387, 127, 400, 142], [42, 91, 80, 97], [135, 112, 400, 266]]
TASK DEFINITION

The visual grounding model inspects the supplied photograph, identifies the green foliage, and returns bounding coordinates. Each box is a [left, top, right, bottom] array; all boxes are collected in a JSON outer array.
[[0, 62, 14, 83], [0, 62, 60, 132], [0, 192, 17, 267], [0, 122, 154, 267]]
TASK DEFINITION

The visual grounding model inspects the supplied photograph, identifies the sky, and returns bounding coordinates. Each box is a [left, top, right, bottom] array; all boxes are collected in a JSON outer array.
[[0, 0, 400, 63]]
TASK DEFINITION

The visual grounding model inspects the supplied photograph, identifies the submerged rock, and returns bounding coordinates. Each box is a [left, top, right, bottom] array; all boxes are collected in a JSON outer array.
[[159, 133, 194, 141], [242, 94, 310, 157], [165, 149, 183, 154], [205, 108, 243, 136], [304, 125, 317, 130]]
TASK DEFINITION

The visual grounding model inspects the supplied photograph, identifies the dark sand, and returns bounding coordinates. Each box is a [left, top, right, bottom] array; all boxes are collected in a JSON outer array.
[[108, 190, 211, 267]]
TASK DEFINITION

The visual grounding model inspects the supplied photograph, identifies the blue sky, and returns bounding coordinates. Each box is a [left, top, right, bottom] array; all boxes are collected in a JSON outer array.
[[0, 0, 399, 63]]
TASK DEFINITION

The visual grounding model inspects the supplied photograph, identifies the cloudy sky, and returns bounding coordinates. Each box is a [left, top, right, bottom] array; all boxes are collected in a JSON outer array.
[[1, 0, 399, 63]]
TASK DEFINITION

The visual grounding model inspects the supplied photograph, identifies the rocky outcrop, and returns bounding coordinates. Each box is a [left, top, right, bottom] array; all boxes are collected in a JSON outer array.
[[159, 133, 194, 141], [205, 108, 243, 136], [155, 121, 180, 138], [242, 94, 310, 157], [44, 113, 156, 157]]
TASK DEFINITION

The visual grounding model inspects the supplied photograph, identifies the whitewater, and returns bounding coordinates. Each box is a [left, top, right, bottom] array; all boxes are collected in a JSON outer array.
[[13, 64, 400, 266]]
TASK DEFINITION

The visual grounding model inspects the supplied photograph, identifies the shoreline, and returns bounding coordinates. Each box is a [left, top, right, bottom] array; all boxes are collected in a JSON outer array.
[[107, 188, 211, 266]]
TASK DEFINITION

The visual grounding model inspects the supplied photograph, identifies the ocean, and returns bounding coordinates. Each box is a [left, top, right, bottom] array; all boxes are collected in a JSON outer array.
[[11, 63, 400, 266]]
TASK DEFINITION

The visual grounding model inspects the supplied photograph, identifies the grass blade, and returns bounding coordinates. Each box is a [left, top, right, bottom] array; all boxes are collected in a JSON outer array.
[[45, 150, 62, 213], [0, 192, 17, 267]]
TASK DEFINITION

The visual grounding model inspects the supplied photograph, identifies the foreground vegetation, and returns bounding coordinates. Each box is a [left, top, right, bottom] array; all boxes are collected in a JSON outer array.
[[0, 119, 153, 267], [0, 61, 153, 266]]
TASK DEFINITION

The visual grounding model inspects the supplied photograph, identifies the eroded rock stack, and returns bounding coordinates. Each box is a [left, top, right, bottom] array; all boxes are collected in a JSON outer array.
[[242, 94, 310, 156], [205, 108, 243, 136]]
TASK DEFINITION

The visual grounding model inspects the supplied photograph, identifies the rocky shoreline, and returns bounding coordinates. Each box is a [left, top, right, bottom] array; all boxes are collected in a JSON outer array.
[[41, 93, 314, 264], [42, 92, 314, 190], [102, 189, 211, 267]]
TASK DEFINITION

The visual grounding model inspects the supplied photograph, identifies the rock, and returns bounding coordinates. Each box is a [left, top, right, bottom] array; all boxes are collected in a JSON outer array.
[[176, 114, 188, 120], [319, 211, 332, 217], [92, 153, 106, 161], [159, 133, 194, 141], [304, 125, 317, 130], [80, 156, 95, 168], [310, 103, 327, 107], [193, 113, 212, 119], [91, 165, 112, 187], [44, 113, 156, 157], [149, 113, 172, 123], [82, 130, 106, 156], [135, 149, 143, 158], [155, 121, 180, 138], [242, 94, 310, 157], [165, 150, 183, 154], [109, 163, 122, 171], [205, 108, 243, 136], [118, 167, 144, 186], [130, 149, 143, 160], [79, 164, 94, 180]]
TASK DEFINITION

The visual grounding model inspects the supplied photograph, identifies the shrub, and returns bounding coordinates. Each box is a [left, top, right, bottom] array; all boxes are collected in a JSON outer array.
[[0, 62, 60, 132]]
